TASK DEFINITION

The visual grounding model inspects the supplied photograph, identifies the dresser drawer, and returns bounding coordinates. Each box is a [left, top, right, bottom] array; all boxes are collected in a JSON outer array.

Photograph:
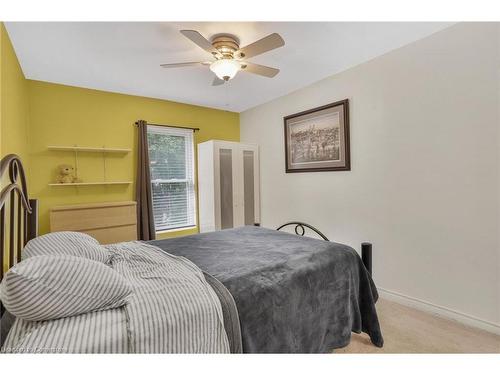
[[50, 201, 137, 244]]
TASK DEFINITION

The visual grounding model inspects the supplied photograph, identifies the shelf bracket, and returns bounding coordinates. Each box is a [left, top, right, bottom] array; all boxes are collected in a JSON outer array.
[[74, 146, 79, 180]]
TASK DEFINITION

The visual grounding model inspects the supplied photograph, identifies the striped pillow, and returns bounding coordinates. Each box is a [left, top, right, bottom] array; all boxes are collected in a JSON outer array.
[[0, 255, 132, 321], [23, 231, 110, 263]]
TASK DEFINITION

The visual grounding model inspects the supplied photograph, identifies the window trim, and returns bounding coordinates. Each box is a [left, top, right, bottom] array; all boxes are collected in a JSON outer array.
[[147, 125, 197, 232]]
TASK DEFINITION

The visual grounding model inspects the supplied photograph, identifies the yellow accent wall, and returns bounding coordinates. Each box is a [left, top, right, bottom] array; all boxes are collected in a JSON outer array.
[[27, 80, 239, 238], [0, 23, 30, 167]]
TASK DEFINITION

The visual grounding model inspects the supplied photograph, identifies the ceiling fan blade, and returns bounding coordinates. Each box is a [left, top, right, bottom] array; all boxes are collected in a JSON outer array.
[[212, 77, 225, 86], [160, 61, 210, 68], [236, 33, 284, 59], [180, 30, 222, 58], [241, 62, 280, 78]]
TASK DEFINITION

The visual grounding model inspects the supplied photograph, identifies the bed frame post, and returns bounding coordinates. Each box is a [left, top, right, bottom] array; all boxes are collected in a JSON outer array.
[[361, 242, 372, 275]]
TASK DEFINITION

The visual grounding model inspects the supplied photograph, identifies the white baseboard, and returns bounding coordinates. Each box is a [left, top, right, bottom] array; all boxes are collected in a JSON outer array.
[[378, 288, 500, 336]]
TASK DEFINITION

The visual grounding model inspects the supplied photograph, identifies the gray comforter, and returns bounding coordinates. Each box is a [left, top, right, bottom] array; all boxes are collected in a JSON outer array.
[[150, 226, 384, 353]]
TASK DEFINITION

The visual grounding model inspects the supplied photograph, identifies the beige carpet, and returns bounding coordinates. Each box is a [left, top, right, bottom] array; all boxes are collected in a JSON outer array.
[[335, 298, 500, 353]]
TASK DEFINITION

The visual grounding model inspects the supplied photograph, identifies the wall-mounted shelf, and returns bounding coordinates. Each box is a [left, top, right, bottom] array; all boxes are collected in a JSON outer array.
[[49, 182, 132, 187], [47, 146, 131, 153], [47, 144, 131, 187]]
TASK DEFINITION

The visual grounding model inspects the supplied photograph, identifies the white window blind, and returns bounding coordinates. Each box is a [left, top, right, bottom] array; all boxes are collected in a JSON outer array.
[[147, 125, 196, 231]]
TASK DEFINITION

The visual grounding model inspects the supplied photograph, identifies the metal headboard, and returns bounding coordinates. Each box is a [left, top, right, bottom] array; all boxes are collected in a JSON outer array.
[[276, 221, 373, 275], [0, 154, 38, 316]]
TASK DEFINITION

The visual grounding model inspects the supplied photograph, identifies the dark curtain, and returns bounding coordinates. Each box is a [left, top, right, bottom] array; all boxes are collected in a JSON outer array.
[[135, 120, 156, 240]]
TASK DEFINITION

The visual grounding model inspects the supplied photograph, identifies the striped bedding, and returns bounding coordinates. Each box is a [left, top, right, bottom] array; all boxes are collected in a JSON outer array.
[[1, 241, 229, 353], [22, 231, 110, 263], [1, 255, 131, 321]]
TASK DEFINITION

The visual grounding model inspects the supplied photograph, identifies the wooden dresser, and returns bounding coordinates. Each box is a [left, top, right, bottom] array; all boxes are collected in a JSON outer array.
[[50, 201, 137, 244]]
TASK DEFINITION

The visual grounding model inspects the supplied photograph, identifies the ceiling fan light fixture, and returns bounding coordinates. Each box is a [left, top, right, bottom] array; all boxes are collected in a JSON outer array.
[[210, 59, 240, 81]]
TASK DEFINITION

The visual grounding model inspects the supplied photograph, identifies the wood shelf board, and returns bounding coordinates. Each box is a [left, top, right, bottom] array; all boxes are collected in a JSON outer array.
[[47, 146, 131, 153]]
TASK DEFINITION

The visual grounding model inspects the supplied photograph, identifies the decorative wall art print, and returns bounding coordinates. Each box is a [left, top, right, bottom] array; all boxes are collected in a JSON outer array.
[[284, 99, 350, 172]]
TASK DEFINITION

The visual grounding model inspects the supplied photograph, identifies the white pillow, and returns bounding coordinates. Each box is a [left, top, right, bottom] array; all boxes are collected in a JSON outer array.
[[0, 255, 132, 321], [23, 231, 110, 263]]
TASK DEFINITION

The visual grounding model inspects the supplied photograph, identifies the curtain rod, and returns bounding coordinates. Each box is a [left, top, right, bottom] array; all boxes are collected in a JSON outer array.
[[134, 121, 200, 132]]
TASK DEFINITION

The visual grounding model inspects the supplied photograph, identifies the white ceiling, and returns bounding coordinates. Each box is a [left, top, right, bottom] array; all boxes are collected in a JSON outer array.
[[5, 22, 452, 112]]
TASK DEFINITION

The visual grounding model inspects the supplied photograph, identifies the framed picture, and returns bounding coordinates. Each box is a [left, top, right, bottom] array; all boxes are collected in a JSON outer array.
[[284, 99, 350, 173]]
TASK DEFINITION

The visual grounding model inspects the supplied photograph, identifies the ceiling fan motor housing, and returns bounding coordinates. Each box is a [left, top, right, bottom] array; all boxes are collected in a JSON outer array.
[[211, 34, 240, 58]]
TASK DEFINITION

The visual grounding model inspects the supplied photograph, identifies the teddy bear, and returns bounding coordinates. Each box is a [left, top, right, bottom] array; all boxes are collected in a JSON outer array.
[[56, 164, 81, 184]]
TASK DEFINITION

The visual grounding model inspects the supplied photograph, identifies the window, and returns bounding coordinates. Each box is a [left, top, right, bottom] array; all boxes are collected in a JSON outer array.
[[147, 125, 196, 231]]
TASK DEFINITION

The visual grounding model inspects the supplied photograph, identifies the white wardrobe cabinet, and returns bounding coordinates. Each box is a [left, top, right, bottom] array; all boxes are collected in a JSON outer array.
[[197, 140, 260, 232]]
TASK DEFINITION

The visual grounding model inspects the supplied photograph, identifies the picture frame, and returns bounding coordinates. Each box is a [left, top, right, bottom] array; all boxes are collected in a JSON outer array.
[[284, 99, 350, 173]]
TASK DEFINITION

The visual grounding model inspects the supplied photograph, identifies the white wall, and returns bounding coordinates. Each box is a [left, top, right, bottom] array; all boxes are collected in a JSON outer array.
[[241, 23, 500, 328]]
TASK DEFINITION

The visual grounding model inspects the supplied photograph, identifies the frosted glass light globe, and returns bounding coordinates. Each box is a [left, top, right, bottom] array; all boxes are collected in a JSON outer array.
[[210, 59, 240, 81]]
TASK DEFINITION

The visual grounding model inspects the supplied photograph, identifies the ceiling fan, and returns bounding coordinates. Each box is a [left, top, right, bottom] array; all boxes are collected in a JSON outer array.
[[160, 30, 285, 85]]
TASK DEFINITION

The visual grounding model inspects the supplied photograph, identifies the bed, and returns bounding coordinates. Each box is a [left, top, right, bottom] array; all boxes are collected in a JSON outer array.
[[151, 226, 383, 352], [0, 154, 383, 353]]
